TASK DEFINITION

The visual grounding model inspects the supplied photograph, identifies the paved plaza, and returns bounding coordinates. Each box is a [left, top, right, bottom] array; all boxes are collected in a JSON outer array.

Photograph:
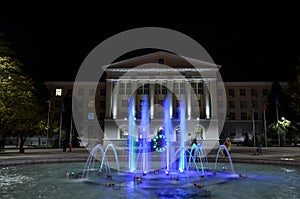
[[1, 145, 300, 167]]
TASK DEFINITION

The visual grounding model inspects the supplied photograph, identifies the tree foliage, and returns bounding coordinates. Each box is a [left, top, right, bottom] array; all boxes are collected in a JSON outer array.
[[287, 64, 300, 120], [0, 33, 46, 152]]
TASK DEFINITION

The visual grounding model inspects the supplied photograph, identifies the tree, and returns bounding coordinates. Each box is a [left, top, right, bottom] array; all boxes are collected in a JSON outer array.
[[265, 81, 293, 145], [268, 118, 297, 146], [288, 63, 300, 121], [0, 33, 46, 153]]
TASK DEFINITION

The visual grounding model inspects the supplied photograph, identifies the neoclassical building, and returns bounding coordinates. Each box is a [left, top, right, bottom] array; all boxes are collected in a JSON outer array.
[[45, 51, 288, 149], [46, 51, 225, 149], [101, 51, 225, 149]]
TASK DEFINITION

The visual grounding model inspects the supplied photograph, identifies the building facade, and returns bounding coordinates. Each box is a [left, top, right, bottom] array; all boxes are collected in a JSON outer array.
[[45, 52, 288, 148]]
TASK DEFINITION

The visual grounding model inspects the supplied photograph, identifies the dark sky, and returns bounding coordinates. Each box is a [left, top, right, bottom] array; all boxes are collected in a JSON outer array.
[[0, 3, 300, 83]]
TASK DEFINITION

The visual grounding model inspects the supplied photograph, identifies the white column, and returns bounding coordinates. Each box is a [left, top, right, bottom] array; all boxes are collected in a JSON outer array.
[[167, 80, 173, 118], [112, 80, 119, 119], [150, 81, 155, 119], [186, 80, 192, 120], [205, 80, 211, 119], [131, 80, 137, 120], [209, 79, 218, 119], [106, 80, 113, 118]]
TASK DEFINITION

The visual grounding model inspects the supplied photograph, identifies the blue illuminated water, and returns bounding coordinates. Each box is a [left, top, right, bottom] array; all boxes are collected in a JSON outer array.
[[1, 162, 299, 199]]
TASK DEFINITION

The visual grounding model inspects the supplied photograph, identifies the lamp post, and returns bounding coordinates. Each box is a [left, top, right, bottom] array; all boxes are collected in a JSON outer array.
[[59, 101, 63, 149], [281, 117, 286, 146], [46, 100, 51, 148], [276, 102, 280, 146]]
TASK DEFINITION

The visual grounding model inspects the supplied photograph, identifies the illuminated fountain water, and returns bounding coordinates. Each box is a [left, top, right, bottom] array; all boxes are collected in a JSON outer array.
[[136, 94, 150, 174], [80, 94, 238, 192], [163, 93, 172, 174], [128, 95, 136, 172], [81, 144, 120, 178], [213, 144, 235, 174]]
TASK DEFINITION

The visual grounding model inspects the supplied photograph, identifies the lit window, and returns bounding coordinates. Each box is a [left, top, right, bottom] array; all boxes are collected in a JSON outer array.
[[88, 100, 95, 108], [55, 88, 62, 96], [88, 112, 94, 120]]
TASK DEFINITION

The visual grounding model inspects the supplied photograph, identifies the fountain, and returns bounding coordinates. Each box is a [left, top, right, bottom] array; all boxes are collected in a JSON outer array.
[[79, 94, 239, 191], [4, 94, 299, 198]]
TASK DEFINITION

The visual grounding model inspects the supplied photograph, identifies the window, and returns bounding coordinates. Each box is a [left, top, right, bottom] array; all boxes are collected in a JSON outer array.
[[252, 100, 258, 108], [217, 88, 223, 96], [241, 112, 247, 120], [254, 112, 258, 120], [88, 112, 94, 120], [89, 89, 95, 96], [240, 101, 246, 108], [229, 101, 235, 108], [122, 100, 128, 107], [100, 88, 106, 96], [239, 89, 246, 96], [173, 83, 179, 94], [251, 89, 257, 97], [158, 58, 164, 64], [119, 83, 125, 95], [144, 84, 149, 94], [155, 84, 161, 94], [198, 82, 203, 94], [229, 112, 235, 120], [99, 112, 105, 119], [137, 83, 143, 94], [56, 88, 62, 96], [100, 101, 105, 108], [228, 89, 234, 97], [78, 101, 83, 108], [126, 83, 131, 95], [262, 89, 268, 96], [162, 83, 167, 94], [88, 126, 93, 137], [88, 100, 95, 108], [191, 82, 197, 94], [217, 101, 223, 108], [78, 89, 84, 96]]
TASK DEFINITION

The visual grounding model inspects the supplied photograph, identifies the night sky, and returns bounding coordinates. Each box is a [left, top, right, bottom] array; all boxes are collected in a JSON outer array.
[[0, 4, 300, 83]]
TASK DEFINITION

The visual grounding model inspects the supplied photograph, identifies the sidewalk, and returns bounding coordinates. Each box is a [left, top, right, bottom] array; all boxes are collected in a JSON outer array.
[[1, 146, 300, 166], [207, 146, 300, 166]]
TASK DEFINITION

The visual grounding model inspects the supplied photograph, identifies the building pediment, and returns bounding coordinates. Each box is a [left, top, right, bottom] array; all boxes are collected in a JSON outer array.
[[105, 51, 221, 70]]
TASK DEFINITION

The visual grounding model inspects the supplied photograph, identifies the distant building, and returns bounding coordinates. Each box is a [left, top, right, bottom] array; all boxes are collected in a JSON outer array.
[[222, 81, 287, 142]]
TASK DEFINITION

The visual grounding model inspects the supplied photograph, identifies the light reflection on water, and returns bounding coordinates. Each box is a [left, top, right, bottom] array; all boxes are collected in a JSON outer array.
[[0, 162, 299, 199]]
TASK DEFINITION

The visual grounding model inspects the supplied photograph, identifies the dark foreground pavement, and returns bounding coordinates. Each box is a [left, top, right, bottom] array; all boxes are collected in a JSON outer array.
[[1, 145, 300, 166]]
